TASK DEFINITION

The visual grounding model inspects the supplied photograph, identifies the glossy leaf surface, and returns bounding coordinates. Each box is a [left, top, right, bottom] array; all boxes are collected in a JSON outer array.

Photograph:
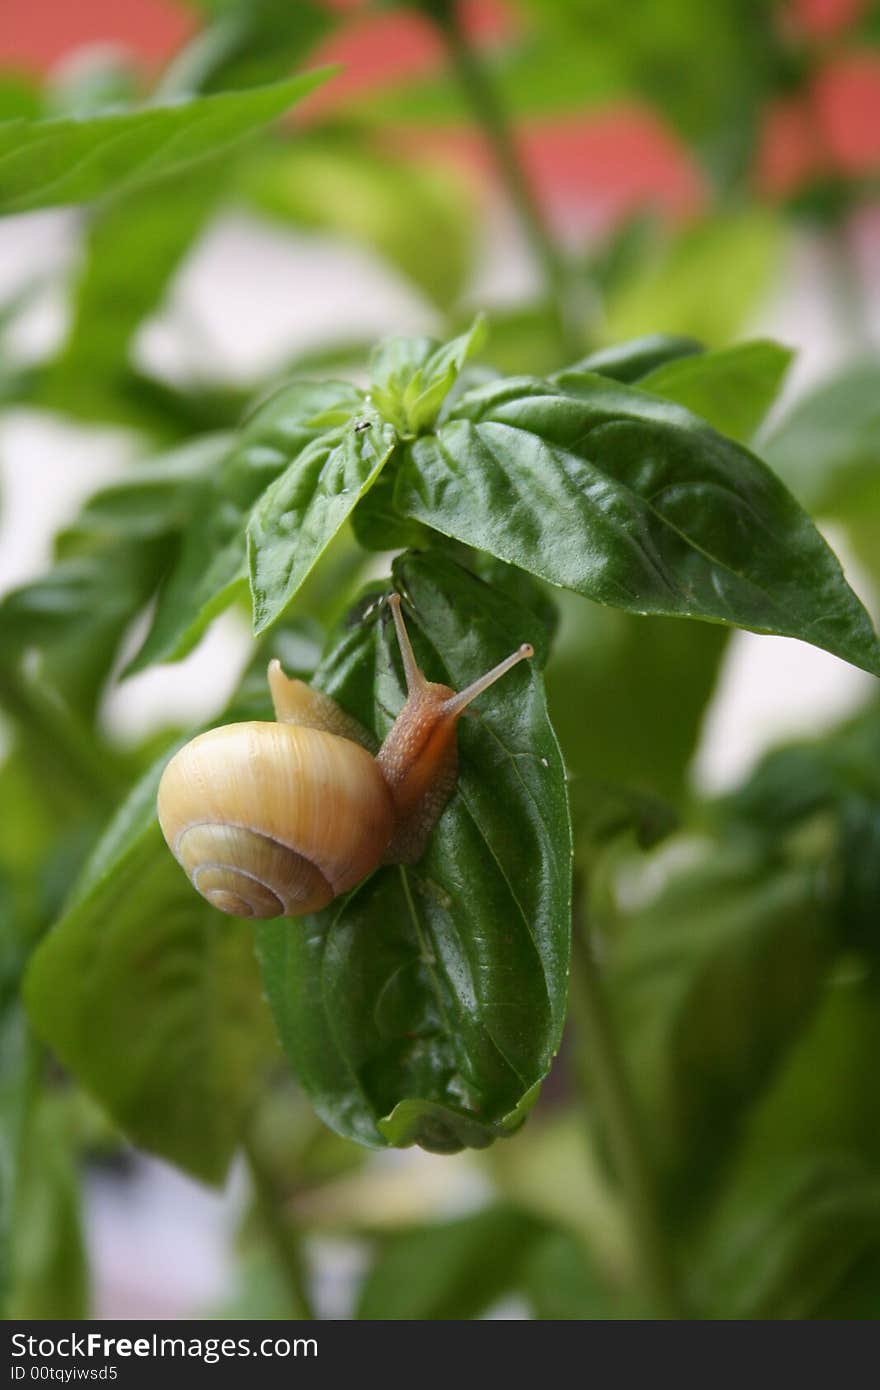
[[393, 373, 880, 675], [257, 550, 572, 1152]]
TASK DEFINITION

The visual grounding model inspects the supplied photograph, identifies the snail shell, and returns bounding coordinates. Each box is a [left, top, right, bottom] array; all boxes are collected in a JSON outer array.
[[157, 722, 394, 918]]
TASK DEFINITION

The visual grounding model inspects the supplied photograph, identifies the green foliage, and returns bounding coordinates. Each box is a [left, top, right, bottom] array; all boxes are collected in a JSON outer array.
[[35, 170, 222, 432], [607, 845, 833, 1222], [637, 340, 793, 445], [245, 132, 475, 309], [249, 412, 395, 634], [258, 550, 571, 1152], [2, 0, 879, 1319], [393, 363, 880, 675], [0, 435, 228, 713], [602, 214, 784, 346], [0, 73, 330, 214], [24, 755, 278, 1184], [132, 382, 361, 668], [762, 360, 880, 517], [164, 0, 331, 95], [3, 1065, 89, 1319], [357, 1205, 545, 1319]]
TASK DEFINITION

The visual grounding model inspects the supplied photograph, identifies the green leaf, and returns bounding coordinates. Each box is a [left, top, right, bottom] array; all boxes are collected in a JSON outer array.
[[0, 71, 330, 215], [394, 372, 880, 676], [637, 340, 793, 444], [35, 169, 221, 432], [607, 845, 833, 1221], [4, 1080, 88, 1319], [602, 214, 783, 347], [248, 412, 395, 636], [546, 590, 728, 813], [726, 975, 880, 1190], [0, 436, 227, 712], [245, 132, 475, 308], [0, 545, 170, 717], [561, 334, 702, 385], [162, 0, 331, 95], [131, 380, 361, 669], [523, 1230, 635, 1319], [369, 317, 487, 437], [761, 360, 880, 516], [256, 550, 571, 1153], [63, 433, 232, 544], [703, 980, 880, 1315], [698, 1157, 880, 1320], [23, 756, 277, 1184], [357, 1206, 544, 1319]]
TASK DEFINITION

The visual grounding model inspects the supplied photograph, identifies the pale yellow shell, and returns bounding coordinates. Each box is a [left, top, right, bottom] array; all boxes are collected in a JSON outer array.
[[157, 722, 394, 919]]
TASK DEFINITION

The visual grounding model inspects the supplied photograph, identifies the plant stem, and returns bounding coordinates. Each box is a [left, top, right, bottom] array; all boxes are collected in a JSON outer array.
[[241, 1126, 316, 1320], [569, 910, 685, 1318], [433, 0, 585, 357]]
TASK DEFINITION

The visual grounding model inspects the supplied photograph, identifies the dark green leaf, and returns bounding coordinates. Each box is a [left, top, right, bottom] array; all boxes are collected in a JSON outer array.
[[727, 975, 880, 1190], [23, 756, 277, 1184], [257, 550, 571, 1152], [131, 380, 361, 668], [357, 1206, 544, 1320], [720, 700, 880, 833], [395, 372, 880, 676], [523, 1229, 634, 1319], [248, 413, 395, 635], [0, 436, 227, 712], [637, 339, 793, 444], [761, 359, 880, 516], [0, 72, 330, 214], [560, 334, 701, 385], [162, 0, 331, 95], [547, 589, 727, 812], [608, 845, 833, 1221], [4, 1079, 88, 1319], [698, 1157, 880, 1319], [0, 544, 169, 716]]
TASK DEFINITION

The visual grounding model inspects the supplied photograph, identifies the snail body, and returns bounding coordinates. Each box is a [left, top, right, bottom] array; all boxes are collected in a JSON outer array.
[[157, 595, 533, 919]]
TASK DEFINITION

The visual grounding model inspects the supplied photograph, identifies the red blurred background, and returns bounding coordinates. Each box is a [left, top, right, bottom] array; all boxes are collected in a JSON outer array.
[[3, 0, 878, 230]]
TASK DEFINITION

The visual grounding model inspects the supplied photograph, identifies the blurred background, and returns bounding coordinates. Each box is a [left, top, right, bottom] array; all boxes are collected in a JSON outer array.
[[2, 0, 880, 1319]]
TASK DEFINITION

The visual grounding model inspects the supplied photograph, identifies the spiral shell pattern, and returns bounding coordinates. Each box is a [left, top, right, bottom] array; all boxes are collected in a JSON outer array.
[[157, 722, 394, 918]]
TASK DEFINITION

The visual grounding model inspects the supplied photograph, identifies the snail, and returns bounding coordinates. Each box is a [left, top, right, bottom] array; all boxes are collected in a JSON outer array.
[[157, 594, 533, 919]]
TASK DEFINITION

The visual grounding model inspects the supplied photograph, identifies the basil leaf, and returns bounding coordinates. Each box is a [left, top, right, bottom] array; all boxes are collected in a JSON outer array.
[[248, 413, 395, 635], [23, 757, 277, 1184], [558, 334, 701, 385], [608, 845, 832, 1222], [369, 317, 486, 436], [395, 374, 880, 676], [0, 72, 330, 214], [762, 360, 880, 516], [357, 1206, 545, 1319], [257, 550, 571, 1152], [636, 339, 793, 444], [0, 436, 228, 712], [130, 380, 362, 668]]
